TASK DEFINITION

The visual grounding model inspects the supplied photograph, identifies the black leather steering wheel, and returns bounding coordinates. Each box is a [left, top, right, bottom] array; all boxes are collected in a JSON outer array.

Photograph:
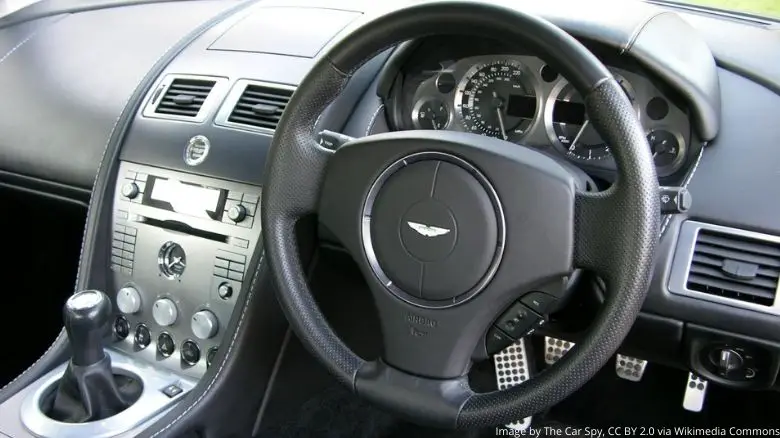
[[261, 1, 659, 429]]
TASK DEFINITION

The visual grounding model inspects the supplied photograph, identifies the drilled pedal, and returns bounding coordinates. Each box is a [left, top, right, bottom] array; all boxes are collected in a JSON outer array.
[[615, 354, 647, 382], [683, 372, 708, 412], [544, 336, 574, 365], [494, 338, 532, 430]]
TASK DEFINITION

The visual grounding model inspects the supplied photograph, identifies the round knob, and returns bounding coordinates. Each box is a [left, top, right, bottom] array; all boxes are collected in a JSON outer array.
[[121, 182, 140, 199], [116, 286, 142, 314], [134, 324, 151, 349], [227, 205, 247, 223], [718, 348, 744, 373], [191, 310, 219, 340], [217, 283, 233, 300], [152, 298, 178, 327]]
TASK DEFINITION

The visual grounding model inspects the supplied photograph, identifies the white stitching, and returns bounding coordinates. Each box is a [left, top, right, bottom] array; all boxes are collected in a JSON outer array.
[[0, 22, 48, 64], [365, 103, 385, 137], [149, 254, 264, 437], [0, 25, 182, 397], [658, 146, 704, 238]]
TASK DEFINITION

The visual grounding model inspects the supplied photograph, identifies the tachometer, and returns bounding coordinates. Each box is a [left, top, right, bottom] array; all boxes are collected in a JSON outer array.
[[545, 74, 636, 161], [454, 59, 537, 140]]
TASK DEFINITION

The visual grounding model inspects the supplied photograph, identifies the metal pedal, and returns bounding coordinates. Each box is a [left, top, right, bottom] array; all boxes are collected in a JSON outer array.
[[615, 354, 648, 382], [683, 372, 708, 412], [544, 336, 574, 365], [494, 338, 532, 430]]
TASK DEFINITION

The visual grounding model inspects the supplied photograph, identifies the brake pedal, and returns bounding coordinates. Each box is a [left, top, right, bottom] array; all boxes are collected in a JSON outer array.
[[683, 372, 708, 412], [615, 354, 647, 382], [494, 338, 532, 430], [544, 336, 574, 365]]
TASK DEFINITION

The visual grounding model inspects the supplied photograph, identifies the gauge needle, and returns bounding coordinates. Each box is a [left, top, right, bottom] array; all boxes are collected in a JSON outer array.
[[430, 113, 438, 130], [570, 119, 590, 151], [492, 91, 508, 140]]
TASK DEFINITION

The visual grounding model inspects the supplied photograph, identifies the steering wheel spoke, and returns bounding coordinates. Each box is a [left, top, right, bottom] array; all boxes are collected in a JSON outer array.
[[572, 188, 623, 282]]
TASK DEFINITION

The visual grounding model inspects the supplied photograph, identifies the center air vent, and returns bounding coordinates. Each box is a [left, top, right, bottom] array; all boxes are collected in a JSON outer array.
[[215, 80, 295, 134], [144, 75, 227, 123], [686, 228, 780, 306], [155, 78, 216, 117]]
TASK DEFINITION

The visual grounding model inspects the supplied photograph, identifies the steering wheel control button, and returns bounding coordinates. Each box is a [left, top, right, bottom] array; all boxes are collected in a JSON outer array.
[[520, 292, 557, 314], [116, 286, 142, 314], [181, 340, 201, 365], [157, 332, 175, 357], [486, 327, 514, 355], [367, 154, 503, 305], [496, 302, 539, 339], [114, 316, 129, 340], [152, 298, 178, 327], [134, 324, 151, 349]]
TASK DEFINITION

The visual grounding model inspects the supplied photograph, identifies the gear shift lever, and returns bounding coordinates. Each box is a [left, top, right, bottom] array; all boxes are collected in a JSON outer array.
[[64, 290, 111, 366], [42, 290, 142, 423]]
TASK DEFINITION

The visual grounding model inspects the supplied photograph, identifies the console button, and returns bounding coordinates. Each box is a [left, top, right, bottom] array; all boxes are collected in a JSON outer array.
[[207, 347, 218, 368], [495, 302, 538, 339], [121, 182, 140, 199], [486, 326, 514, 355], [157, 332, 175, 357], [114, 316, 129, 340], [181, 340, 201, 365], [134, 324, 151, 349], [152, 298, 178, 327], [191, 310, 219, 340], [520, 292, 557, 315], [161, 384, 183, 398], [217, 283, 233, 300], [227, 204, 247, 223], [116, 286, 142, 314]]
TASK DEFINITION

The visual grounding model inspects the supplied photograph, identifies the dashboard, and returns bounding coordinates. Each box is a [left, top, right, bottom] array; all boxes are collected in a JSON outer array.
[[2, 3, 780, 434], [387, 36, 695, 182]]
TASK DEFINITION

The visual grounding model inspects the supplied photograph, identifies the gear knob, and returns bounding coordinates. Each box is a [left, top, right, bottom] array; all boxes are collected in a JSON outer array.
[[64, 290, 112, 366]]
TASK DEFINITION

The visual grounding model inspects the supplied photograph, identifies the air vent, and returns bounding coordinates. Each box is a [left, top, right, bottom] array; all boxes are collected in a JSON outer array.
[[155, 78, 217, 118], [686, 228, 780, 306], [226, 83, 295, 132]]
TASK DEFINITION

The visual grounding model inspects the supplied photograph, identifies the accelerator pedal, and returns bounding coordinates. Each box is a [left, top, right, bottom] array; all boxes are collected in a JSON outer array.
[[494, 338, 532, 430], [615, 354, 648, 382], [544, 336, 574, 365]]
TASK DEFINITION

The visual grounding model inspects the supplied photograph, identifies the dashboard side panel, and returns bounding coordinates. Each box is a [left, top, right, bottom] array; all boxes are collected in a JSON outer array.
[[684, 68, 780, 235], [0, 1, 234, 189]]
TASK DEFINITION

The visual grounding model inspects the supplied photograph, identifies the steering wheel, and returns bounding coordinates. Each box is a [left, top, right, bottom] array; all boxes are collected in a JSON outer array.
[[261, 1, 659, 429]]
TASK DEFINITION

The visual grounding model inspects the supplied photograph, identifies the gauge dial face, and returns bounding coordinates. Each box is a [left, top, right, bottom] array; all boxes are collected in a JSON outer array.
[[455, 59, 537, 140], [546, 74, 636, 161], [413, 99, 449, 130], [647, 129, 683, 168]]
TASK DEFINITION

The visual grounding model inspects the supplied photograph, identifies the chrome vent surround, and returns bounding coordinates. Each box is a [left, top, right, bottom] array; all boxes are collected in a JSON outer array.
[[669, 221, 780, 315], [214, 80, 296, 135], [143, 74, 229, 123]]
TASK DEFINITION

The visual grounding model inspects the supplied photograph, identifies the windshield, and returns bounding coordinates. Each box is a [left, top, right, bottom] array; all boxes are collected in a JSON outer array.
[[668, 0, 780, 18]]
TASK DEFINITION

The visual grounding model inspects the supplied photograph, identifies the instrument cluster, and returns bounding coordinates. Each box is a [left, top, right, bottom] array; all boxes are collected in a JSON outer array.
[[403, 54, 691, 179]]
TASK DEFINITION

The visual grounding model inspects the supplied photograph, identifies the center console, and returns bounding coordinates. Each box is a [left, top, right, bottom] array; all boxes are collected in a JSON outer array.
[[0, 162, 263, 438], [109, 161, 262, 379]]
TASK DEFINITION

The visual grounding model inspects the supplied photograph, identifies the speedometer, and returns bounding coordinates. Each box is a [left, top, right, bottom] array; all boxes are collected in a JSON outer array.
[[454, 59, 537, 140]]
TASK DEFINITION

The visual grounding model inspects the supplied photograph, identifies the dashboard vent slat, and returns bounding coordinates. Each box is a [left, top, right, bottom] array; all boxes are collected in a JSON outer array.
[[227, 83, 294, 132], [686, 229, 780, 306], [155, 78, 217, 118]]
